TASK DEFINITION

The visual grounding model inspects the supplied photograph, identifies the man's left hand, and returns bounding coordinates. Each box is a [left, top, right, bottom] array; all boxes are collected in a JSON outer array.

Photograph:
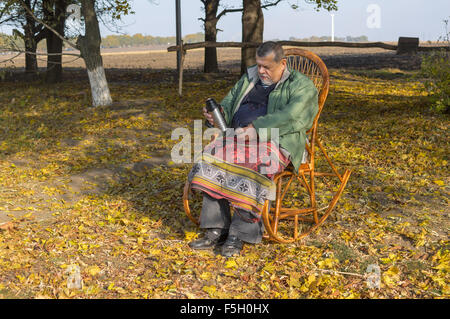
[[235, 124, 257, 141]]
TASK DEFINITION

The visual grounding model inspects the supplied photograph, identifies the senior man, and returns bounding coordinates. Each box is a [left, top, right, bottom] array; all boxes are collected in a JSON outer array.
[[187, 41, 319, 257]]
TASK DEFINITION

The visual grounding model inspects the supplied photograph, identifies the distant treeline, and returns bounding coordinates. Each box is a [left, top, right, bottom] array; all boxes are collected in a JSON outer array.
[[100, 33, 370, 48], [1, 32, 370, 52], [0, 32, 205, 51], [100, 32, 205, 48], [287, 35, 369, 42]]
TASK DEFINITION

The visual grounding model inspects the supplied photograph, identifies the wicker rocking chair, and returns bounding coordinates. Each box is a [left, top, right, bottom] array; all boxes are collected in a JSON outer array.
[[183, 48, 351, 243]]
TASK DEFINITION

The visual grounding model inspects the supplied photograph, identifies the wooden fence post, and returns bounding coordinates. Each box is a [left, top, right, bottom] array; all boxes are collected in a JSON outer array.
[[397, 37, 419, 55], [178, 40, 185, 97]]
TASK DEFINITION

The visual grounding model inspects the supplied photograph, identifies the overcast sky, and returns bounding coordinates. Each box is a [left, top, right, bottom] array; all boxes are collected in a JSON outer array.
[[1, 0, 449, 41]]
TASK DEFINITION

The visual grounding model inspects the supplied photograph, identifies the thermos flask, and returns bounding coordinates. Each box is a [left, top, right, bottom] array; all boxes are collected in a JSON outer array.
[[205, 98, 227, 133]]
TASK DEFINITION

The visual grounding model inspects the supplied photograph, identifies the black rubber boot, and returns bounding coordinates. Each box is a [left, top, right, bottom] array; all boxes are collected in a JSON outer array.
[[220, 235, 244, 257], [188, 228, 228, 250]]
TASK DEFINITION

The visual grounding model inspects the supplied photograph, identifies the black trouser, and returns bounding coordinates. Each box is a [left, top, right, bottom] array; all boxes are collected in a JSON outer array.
[[199, 193, 265, 244]]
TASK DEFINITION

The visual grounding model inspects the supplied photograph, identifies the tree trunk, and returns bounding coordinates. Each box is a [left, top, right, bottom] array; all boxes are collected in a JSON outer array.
[[46, 33, 63, 82], [241, 0, 263, 74], [78, 0, 112, 107], [24, 38, 38, 73], [203, 0, 219, 73], [23, 0, 38, 73], [44, 0, 67, 83]]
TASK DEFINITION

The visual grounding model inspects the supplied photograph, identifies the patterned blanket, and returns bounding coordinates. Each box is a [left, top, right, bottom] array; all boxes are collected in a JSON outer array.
[[188, 136, 290, 214]]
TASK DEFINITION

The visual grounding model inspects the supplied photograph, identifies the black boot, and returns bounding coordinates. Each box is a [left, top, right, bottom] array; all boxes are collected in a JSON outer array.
[[220, 235, 244, 257], [188, 228, 228, 250]]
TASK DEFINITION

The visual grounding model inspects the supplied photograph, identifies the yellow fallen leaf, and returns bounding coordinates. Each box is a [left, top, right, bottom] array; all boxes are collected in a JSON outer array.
[[202, 285, 216, 297], [184, 231, 198, 241], [225, 259, 238, 269], [223, 271, 237, 277], [382, 266, 400, 287], [184, 291, 197, 299], [22, 212, 33, 218], [150, 249, 161, 255], [200, 272, 212, 280], [87, 265, 101, 276], [433, 180, 445, 186]]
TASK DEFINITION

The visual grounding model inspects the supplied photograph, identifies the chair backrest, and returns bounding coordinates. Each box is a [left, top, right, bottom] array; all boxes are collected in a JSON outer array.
[[284, 48, 330, 129]]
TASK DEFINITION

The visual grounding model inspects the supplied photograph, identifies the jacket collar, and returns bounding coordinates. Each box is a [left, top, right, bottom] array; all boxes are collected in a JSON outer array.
[[246, 64, 291, 89]]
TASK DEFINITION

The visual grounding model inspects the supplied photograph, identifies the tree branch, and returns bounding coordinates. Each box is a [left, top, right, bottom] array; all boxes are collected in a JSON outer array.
[[0, 47, 80, 57], [0, 52, 22, 64], [17, 0, 78, 50], [261, 0, 282, 10], [216, 7, 243, 21]]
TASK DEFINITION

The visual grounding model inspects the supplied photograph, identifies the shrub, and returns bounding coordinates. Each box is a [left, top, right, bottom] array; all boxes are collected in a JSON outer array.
[[420, 18, 450, 113], [420, 49, 450, 113]]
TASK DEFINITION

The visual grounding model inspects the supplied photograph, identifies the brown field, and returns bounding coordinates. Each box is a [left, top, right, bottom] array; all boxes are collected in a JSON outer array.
[[0, 44, 433, 72]]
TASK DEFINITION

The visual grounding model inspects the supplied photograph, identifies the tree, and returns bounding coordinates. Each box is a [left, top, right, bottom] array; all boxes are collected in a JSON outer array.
[[241, 0, 264, 74], [18, 0, 132, 106], [22, 0, 43, 73], [76, 0, 111, 106], [0, 0, 45, 74], [2, 0, 132, 84], [199, 0, 282, 73], [240, 0, 338, 73], [42, 0, 70, 83], [200, 0, 242, 73], [201, 0, 219, 73], [0, 0, 72, 81]]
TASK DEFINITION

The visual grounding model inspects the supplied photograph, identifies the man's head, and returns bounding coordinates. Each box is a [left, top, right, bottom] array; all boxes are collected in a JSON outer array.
[[255, 41, 287, 85]]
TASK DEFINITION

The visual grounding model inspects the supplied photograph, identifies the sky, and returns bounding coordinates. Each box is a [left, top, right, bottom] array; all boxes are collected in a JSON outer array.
[[0, 0, 449, 42], [101, 0, 450, 42]]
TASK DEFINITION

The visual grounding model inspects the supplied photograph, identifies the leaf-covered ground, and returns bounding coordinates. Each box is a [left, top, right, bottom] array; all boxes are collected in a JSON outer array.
[[0, 68, 448, 299]]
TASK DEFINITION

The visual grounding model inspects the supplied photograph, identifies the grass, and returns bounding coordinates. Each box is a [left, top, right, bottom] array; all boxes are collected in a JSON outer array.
[[0, 67, 448, 299]]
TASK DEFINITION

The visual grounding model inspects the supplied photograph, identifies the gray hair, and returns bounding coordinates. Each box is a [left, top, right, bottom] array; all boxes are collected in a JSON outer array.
[[256, 41, 285, 62]]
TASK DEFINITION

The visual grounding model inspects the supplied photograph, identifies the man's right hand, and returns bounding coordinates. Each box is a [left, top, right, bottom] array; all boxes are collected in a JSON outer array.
[[203, 107, 214, 126]]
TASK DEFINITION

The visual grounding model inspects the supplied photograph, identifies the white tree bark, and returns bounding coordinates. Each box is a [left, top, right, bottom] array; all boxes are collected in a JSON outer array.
[[87, 65, 112, 107], [78, 0, 112, 107]]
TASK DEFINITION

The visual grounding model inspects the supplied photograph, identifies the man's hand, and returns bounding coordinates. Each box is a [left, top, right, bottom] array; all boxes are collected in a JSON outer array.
[[235, 124, 257, 142], [203, 107, 214, 126]]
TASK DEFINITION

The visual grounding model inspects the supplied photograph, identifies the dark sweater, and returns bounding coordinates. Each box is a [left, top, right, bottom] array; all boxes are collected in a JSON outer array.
[[231, 79, 276, 129]]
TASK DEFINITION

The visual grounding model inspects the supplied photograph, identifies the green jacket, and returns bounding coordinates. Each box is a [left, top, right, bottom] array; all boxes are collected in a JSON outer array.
[[220, 64, 319, 171]]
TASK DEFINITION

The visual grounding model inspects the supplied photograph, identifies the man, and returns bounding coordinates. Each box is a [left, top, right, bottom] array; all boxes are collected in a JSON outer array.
[[187, 41, 319, 257]]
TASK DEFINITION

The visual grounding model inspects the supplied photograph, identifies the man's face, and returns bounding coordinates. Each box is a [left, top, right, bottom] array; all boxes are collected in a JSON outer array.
[[256, 52, 287, 85]]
